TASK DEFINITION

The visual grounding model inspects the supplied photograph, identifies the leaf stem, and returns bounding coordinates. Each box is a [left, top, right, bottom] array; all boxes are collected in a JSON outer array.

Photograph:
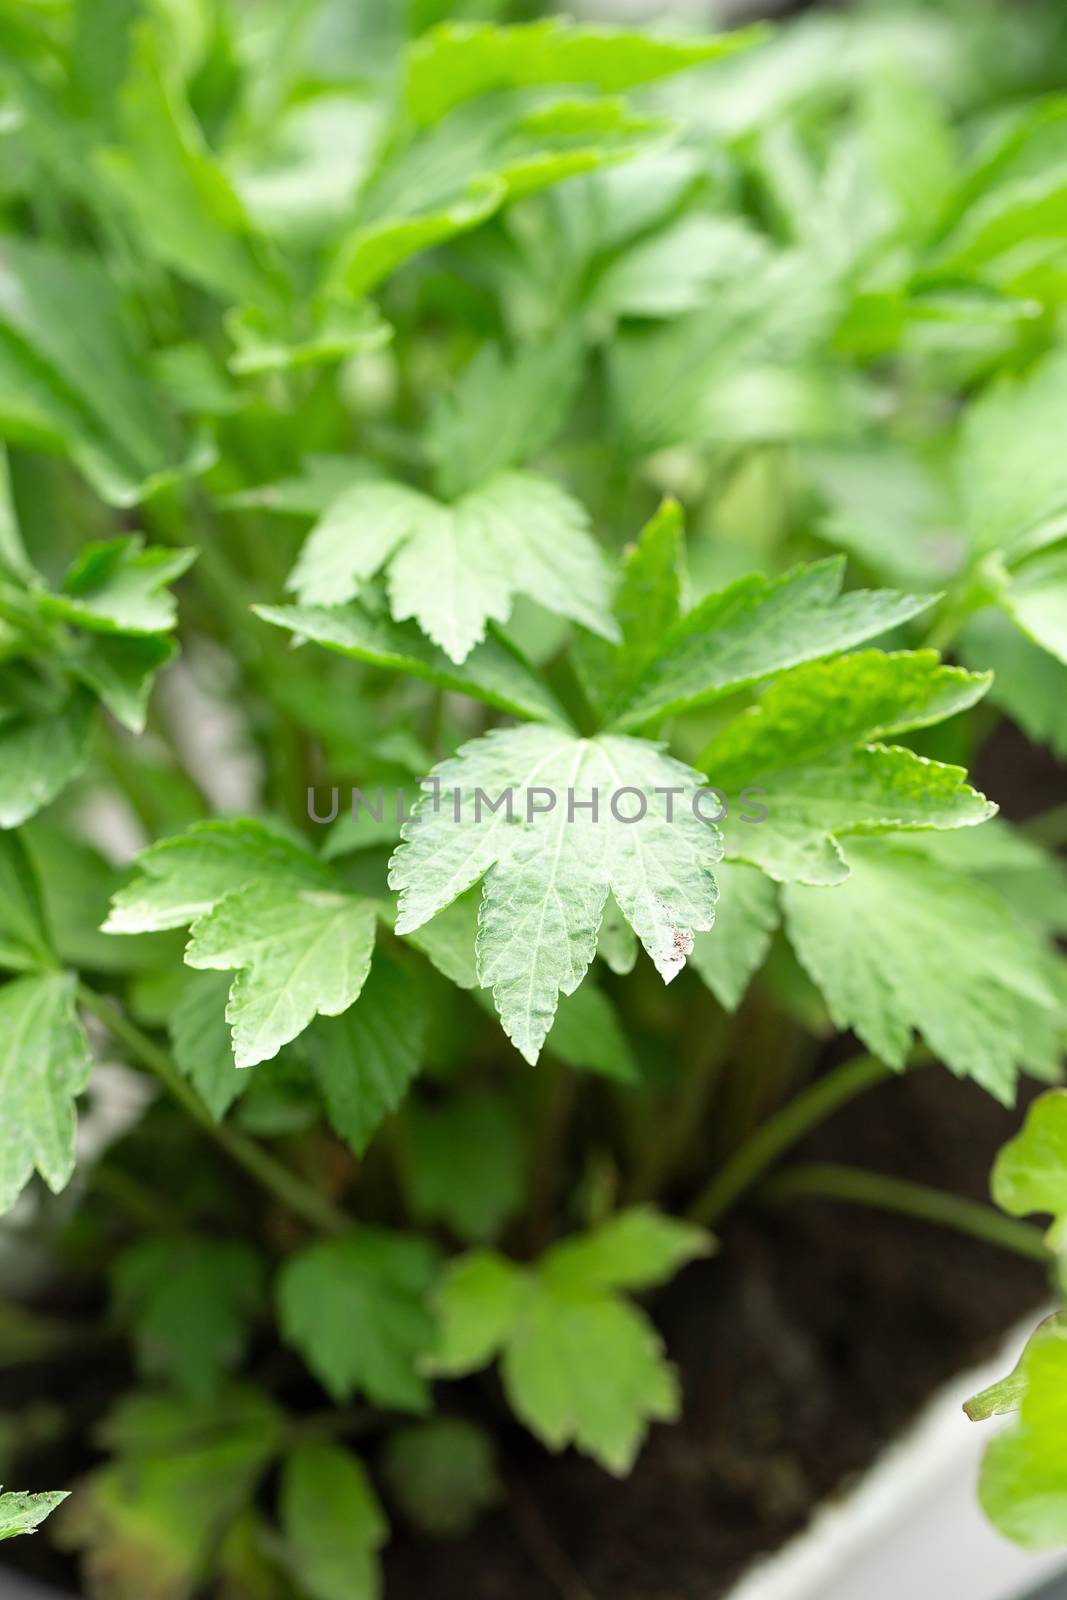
[[760, 1162, 1049, 1263], [686, 1052, 897, 1227], [76, 985, 348, 1236]]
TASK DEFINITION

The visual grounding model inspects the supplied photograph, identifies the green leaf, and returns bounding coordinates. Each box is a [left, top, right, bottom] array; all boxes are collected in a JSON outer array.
[[104, 818, 319, 934], [225, 296, 390, 378], [40, 537, 196, 636], [427, 334, 582, 500], [502, 1279, 678, 1475], [383, 1419, 498, 1539], [404, 1092, 523, 1242], [255, 602, 568, 724], [309, 956, 425, 1157], [961, 608, 1067, 760], [0, 688, 93, 830], [0, 238, 199, 506], [427, 1213, 707, 1472], [862, 69, 956, 237], [184, 879, 377, 1068], [546, 983, 639, 1082], [404, 18, 759, 127], [0, 972, 93, 1213], [966, 1313, 1067, 1421], [330, 179, 504, 299], [99, 24, 281, 308], [999, 541, 1067, 667], [390, 725, 721, 1062], [957, 348, 1067, 558], [280, 1443, 387, 1600], [114, 1237, 265, 1402], [108, 820, 378, 1066], [610, 558, 935, 729], [170, 969, 247, 1119], [66, 633, 175, 735], [782, 839, 1064, 1102], [0, 1488, 69, 1541], [576, 499, 684, 714], [992, 1091, 1067, 1248], [541, 1206, 711, 1294], [0, 830, 53, 973], [978, 1320, 1067, 1547], [689, 861, 779, 1012], [699, 651, 994, 884], [277, 1229, 440, 1410], [426, 1250, 528, 1379], [286, 471, 617, 664], [58, 1387, 283, 1600]]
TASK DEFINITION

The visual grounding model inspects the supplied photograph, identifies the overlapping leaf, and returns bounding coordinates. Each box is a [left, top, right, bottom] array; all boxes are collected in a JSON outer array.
[[699, 651, 993, 883], [389, 725, 722, 1062]]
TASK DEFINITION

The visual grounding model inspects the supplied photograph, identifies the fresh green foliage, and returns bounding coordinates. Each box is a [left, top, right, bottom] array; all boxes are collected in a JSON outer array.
[[429, 1209, 711, 1473], [0, 1489, 69, 1541], [1, 0, 1067, 1588]]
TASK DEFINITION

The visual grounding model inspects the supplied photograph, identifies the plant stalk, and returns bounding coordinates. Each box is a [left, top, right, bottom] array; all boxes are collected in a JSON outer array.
[[77, 985, 348, 1235], [761, 1162, 1049, 1262], [686, 1052, 896, 1227]]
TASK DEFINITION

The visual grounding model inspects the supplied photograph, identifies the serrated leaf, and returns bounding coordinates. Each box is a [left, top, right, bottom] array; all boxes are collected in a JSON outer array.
[[427, 1212, 703, 1472], [700, 651, 994, 884], [185, 880, 377, 1069], [783, 838, 1064, 1102], [383, 1419, 498, 1539], [309, 956, 425, 1156], [0, 830, 53, 973], [0, 689, 93, 829], [389, 725, 721, 1063], [992, 1091, 1067, 1249], [286, 471, 616, 664], [978, 1320, 1067, 1547], [0, 238, 201, 507], [0, 1488, 69, 1541], [330, 179, 504, 299], [610, 557, 935, 729], [280, 1443, 387, 1600], [170, 970, 247, 1120], [114, 1237, 265, 1402], [255, 602, 567, 724], [104, 819, 319, 934], [503, 1281, 678, 1475], [277, 1229, 439, 1411], [404, 18, 757, 127], [0, 972, 93, 1213], [405, 1092, 523, 1243], [40, 538, 196, 637], [689, 861, 780, 1012]]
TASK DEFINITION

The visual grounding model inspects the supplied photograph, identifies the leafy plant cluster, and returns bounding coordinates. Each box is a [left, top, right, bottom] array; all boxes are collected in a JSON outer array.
[[2, 0, 1067, 1590]]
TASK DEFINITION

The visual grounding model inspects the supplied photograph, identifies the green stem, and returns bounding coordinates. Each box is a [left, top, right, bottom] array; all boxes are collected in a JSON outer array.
[[761, 1162, 1049, 1263], [686, 1052, 896, 1228], [77, 985, 348, 1236]]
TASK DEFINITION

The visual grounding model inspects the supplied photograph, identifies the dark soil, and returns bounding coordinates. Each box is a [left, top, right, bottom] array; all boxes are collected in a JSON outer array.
[[385, 1066, 1047, 1600]]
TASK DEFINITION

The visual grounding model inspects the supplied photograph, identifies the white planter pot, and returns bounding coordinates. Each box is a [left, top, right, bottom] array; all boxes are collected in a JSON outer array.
[[726, 1317, 1067, 1600]]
